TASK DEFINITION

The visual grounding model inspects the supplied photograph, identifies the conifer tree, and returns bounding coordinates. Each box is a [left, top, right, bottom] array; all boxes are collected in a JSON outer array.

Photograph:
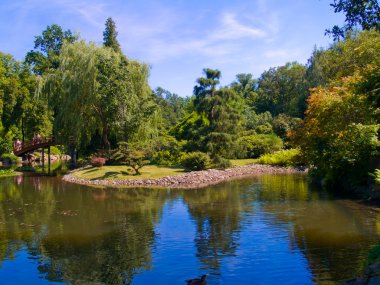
[[103, 17, 122, 53]]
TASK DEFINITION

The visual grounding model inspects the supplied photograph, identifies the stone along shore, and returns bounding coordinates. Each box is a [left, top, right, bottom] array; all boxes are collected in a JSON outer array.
[[62, 164, 306, 189]]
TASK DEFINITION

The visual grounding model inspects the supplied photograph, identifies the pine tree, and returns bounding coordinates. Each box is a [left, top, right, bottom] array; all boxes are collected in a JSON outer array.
[[103, 17, 122, 53]]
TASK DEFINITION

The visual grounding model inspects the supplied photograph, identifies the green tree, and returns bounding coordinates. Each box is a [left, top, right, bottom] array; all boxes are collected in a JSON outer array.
[[103, 17, 122, 53], [0, 52, 52, 145], [306, 30, 380, 85], [326, 0, 380, 40], [25, 24, 78, 75], [153, 87, 190, 128], [256, 62, 308, 117], [230, 73, 258, 107], [42, 41, 154, 150], [292, 71, 379, 189], [193, 69, 243, 157]]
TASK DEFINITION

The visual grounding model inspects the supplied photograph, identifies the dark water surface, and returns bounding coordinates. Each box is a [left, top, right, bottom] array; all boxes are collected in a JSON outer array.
[[0, 174, 379, 285]]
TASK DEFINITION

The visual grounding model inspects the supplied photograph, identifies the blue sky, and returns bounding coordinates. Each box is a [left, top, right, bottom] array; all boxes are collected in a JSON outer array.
[[0, 0, 344, 96]]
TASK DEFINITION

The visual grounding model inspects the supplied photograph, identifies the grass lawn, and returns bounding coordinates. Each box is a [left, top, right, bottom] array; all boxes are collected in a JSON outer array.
[[72, 165, 185, 180], [230, 159, 257, 166]]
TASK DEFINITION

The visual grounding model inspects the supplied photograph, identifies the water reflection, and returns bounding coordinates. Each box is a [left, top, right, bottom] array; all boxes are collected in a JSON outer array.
[[0, 174, 378, 284]]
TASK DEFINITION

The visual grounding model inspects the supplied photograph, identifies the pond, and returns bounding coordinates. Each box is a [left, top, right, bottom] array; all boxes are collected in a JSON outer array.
[[0, 174, 379, 285]]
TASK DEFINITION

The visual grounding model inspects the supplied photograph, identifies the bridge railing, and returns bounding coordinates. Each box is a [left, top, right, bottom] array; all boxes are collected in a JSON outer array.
[[13, 136, 56, 156]]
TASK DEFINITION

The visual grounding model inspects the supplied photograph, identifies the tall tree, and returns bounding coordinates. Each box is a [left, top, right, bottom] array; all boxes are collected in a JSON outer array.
[[326, 0, 380, 40], [43, 41, 154, 150], [103, 17, 122, 53], [25, 24, 78, 75], [179, 68, 242, 157], [256, 62, 308, 117]]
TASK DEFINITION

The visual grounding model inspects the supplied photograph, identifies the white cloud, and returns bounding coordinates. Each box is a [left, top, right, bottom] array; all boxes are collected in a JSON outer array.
[[212, 12, 266, 41]]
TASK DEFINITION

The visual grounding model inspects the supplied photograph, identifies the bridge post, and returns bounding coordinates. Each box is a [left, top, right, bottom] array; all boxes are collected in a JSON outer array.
[[48, 146, 51, 175], [42, 146, 45, 174]]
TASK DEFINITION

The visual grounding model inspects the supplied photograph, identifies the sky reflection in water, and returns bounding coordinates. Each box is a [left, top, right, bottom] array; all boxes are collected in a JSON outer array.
[[0, 174, 378, 285]]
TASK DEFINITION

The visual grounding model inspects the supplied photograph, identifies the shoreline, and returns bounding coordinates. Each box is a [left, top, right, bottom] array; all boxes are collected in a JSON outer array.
[[62, 164, 307, 189]]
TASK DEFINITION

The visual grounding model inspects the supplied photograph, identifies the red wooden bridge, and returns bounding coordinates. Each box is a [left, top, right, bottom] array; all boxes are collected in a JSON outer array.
[[13, 136, 57, 157]]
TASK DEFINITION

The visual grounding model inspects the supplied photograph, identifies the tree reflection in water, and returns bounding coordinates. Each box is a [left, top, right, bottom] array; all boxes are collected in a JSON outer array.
[[0, 177, 170, 284], [0, 175, 379, 284]]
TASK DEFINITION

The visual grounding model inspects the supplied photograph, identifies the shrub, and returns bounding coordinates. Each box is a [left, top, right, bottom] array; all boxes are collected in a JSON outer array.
[[151, 150, 179, 166], [256, 149, 303, 167], [237, 134, 283, 158], [180, 151, 211, 171], [90, 157, 107, 167], [1, 153, 18, 163], [149, 135, 183, 165], [212, 155, 232, 169]]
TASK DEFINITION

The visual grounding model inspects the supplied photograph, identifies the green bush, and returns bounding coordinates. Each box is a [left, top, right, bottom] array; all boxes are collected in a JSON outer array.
[[256, 149, 303, 167], [1, 153, 18, 163], [151, 150, 179, 166], [255, 123, 273, 134], [237, 134, 283, 158], [212, 155, 232, 169], [180, 151, 211, 171], [150, 135, 183, 165]]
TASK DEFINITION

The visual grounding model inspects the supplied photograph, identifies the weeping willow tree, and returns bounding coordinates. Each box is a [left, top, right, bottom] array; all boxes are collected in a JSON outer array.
[[41, 41, 157, 150]]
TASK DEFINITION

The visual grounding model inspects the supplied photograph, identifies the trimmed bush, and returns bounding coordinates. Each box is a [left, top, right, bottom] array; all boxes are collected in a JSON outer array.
[[256, 149, 303, 167], [90, 157, 107, 167], [180, 151, 211, 171]]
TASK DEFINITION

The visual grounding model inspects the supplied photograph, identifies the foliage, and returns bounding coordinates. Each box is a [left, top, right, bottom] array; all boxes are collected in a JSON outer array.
[[153, 87, 191, 128], [0, 52, 52, 141], [236, 134, 283, 159], [103, 17, 122, 53], [374, 169, 380, 185], [212, 155, 232, 169], [326, 0, 380, 40], [272, 114, 302, 140], [149, 135, 183, 165], [43, 41, 155, 150], [112, 142, 149, 175], [256, 149, 303, 167], [187, 69, 243, 157], [25, 24, 78, 75], [230, 73, 258, 106], [306, 31, 380, 84], [180, 151, 211, 171], [90, 157, 107, 167], [1, 153, 18, 163], [244, 110, 272, 131], [0, 135, 13, 155], [256, 62, 308, 117], [292, 72, 379, 188]]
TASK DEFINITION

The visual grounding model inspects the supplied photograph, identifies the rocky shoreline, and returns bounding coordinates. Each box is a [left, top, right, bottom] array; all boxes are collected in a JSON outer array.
[[62, 164, 307, 189]]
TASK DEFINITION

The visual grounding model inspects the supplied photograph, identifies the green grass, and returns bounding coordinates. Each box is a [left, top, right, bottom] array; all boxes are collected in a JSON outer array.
[[72, 165, 185, 180], [230, 159, 257, 166]]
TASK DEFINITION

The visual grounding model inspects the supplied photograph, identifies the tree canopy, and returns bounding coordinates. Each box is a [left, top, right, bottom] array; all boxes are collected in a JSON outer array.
[[326, 0, 380, 40]]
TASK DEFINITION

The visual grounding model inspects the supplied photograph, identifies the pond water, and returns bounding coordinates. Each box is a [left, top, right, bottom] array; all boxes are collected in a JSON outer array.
[[0, 174, 379, 285]]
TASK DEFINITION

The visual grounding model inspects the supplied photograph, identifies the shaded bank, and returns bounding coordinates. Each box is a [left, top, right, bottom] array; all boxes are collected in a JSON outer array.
[[62, 164, 306, 189]]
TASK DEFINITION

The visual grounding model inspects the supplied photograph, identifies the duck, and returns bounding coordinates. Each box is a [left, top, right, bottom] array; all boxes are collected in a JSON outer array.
[[185, 274, 208, 285]]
